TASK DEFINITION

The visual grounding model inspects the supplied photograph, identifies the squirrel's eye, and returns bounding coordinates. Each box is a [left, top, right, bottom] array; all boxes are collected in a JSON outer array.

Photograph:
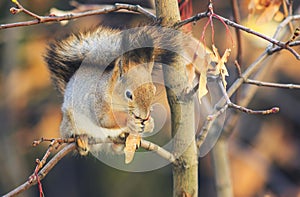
[[125, 89, 133, 100]]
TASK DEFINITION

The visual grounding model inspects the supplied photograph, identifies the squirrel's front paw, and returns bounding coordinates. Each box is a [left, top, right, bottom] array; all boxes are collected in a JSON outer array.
[[142, 117, 154, 133], [127, 117, 143, 133], [75, 134, 89, 156], [127, 116, 154, 133]]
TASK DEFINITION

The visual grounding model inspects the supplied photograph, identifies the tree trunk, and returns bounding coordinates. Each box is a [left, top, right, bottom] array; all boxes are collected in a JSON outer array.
[[155, 1, 198, 196]]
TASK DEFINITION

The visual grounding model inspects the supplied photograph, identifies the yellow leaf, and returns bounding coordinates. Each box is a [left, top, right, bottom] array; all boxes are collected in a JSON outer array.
[[210, 45, 231, 88], [198, 53, 211, 103], [124, 133, 141, 164], [273, 11, 284, 22], [186, 63, 195, 86], [248, 0, 283, 24], [183, 37, 212, 103], [257, 1, 282, 24]]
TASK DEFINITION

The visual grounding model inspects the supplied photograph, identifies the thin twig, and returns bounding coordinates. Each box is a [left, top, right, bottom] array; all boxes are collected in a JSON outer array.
[[0, 3, 156, 30], [230, 0, 242, 64], [230, 0, 242, 107], [236, 58, 300, 90], [273, 15, 300, 39], [3, 143, 76, 197], [282, 0, 294, 33], [218, 77, 279, 115], [196, 103, 228, 149], [174, 11, 208, 28], [234, 60, 242, 77], [69, 1, 155, 15], [268, 40, 300, 55], [32, 137, 76, 147], [229, 103, 279, 114], [213, 14, 300, 59], [29, 138, 76, 183], [245, 79, 300, 89], [11, 0, 41, 19], [288, 0, 293, 16]]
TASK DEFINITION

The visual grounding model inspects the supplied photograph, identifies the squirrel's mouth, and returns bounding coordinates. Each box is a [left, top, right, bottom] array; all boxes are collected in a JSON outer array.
[[132, 112, 150, 122]]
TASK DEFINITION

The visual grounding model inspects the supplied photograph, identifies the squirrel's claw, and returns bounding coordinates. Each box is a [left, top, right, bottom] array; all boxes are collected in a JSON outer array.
[[75, 135, 89, 156]]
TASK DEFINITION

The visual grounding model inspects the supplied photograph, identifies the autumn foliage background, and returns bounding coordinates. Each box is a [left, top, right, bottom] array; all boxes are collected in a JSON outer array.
[[0, 0, 300, 196]]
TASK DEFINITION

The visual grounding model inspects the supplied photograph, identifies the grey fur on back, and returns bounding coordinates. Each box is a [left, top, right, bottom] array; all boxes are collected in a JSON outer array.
[[44, 25, 185, 94]]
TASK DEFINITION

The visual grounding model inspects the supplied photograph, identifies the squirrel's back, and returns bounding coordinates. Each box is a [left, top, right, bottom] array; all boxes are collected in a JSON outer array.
[[44, 25, 185, 94]]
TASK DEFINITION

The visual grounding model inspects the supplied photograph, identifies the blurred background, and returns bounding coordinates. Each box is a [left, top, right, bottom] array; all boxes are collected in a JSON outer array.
[[0, 0, 300, 196]]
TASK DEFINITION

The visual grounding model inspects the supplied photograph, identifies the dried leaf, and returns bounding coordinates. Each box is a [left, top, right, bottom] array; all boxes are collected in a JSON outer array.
[[257, 1, 282, 24], [273, 10, 284, 22], [183, 38, 212, 102], [211, 45, 231, 89], [248, 0, 283, 24], [186, 63, 195, 86], [198, 53, 211, 103], [124, 133, 141, 164], [184, 37, 211, 87]]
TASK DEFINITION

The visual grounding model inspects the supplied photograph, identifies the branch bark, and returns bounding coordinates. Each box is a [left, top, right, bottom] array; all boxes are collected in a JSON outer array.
[[3, 143, 76, 197], [0, 3, 156, 30], [155, 1, 198, 196], [3, 136, 177, 196]]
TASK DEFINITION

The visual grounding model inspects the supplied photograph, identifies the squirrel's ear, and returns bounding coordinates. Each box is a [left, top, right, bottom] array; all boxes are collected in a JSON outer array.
[[116, 57, 124, 77]]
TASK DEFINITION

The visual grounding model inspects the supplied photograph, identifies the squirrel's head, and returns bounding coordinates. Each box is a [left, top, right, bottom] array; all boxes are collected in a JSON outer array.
[[110, 53, 156, 120], [110, 30, 156, 120]]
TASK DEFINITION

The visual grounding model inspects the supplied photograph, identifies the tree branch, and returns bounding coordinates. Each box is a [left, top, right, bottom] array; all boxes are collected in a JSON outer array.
[[195, 1, 300, 154], [140, 139, 176, 163], [1, 2, 156, 30], [3, 143, 76, 197], [220, 27, 292, 140], [196, 103, 228, 149], [89, 136, 177, 163], [174, 11, 208, 28], [234, 59, 300, 89], [268, 40, 300, 55], [176, 11, 300, 59], [213, 14, 300, 59], [3, 135, 176, 197]]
